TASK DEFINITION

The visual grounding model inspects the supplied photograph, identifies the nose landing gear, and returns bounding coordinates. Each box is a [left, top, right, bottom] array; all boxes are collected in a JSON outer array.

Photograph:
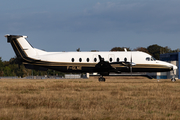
[[171, 78, 176, 82], [171, 70, 176, 82]]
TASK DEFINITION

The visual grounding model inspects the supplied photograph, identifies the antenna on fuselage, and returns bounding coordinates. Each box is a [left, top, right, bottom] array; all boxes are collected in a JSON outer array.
[[124, 48, 127, 52]]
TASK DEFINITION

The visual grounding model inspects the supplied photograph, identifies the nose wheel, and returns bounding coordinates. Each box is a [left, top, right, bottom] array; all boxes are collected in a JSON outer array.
[[99, 76, 106, 82], [171, 78, 176, 82]]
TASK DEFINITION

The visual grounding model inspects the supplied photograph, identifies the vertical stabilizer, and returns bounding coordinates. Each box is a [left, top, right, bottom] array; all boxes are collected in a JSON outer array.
[[5, 35, 37, 59]]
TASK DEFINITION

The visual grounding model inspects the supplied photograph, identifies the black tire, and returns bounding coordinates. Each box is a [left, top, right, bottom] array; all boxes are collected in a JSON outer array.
[[99, 77, 105, 82], [171, 78, 176, 82]]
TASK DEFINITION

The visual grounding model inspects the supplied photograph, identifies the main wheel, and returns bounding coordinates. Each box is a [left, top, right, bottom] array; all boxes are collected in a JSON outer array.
[[99, 77, 106, 82]]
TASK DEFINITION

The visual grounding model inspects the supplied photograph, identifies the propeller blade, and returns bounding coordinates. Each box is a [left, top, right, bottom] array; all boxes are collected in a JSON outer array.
[[130, 53, 132, 75], [98, 55, 104, 62]]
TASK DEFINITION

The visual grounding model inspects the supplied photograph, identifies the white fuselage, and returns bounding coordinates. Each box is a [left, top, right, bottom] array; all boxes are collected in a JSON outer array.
[[5, 34, 177, 74], [31, 50, 176, 70]]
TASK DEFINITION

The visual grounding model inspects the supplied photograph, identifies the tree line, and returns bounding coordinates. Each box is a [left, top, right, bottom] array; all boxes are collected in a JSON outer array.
[[0, 44, 179, 77], [111, 44, 180, 60], [0, 57, 64, 77]]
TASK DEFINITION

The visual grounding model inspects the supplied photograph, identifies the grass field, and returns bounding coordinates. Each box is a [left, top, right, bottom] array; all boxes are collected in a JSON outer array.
[[0, 78, 180, 120]]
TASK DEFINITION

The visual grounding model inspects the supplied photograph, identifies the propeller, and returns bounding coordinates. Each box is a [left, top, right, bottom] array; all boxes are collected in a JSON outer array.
[[130, 53, 132, 75], [98, 55, 104, 62], [123, 49, 136, 75], [130, 52, 137, 75]]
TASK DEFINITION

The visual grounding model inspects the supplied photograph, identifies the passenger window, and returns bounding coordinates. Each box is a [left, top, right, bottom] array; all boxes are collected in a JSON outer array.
[[72, 58, 75, 62], [79, 58, 82, 62], [117, 58, 120, 62], [87, 58, 90, 62], [109, 58, 112, 62], [94, 58, 97, 62], [124, 57, 127, 62]]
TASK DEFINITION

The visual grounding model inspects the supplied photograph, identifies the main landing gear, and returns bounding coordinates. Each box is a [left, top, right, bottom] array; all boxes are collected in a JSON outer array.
[[99, 76, 105, 82]]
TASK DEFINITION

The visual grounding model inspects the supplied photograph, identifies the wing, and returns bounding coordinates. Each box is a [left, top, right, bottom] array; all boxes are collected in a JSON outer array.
[[95, 55, 136, 75]]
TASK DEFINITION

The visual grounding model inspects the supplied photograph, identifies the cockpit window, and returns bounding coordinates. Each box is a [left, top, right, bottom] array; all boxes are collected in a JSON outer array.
[[146, 57, 150, 61], [151, 57, 156, 61], [146, 57, 156, 61]]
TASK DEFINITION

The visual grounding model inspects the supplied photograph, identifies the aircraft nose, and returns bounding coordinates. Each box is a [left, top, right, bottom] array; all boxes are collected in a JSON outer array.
[[173, 65, 178, 70]]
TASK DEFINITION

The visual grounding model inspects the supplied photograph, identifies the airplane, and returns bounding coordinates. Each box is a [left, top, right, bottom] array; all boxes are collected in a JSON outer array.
[[5, 34, 178, 82]]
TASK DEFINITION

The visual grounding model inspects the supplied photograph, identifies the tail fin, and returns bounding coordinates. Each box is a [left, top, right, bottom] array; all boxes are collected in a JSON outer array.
[[5, 34, 37, 59]]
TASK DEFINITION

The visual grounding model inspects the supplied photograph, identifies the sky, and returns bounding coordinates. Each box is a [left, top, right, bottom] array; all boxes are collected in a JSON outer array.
[[1, 0, 180, 61]]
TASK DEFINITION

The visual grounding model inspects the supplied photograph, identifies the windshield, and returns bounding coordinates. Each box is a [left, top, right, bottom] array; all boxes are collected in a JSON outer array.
[[146, 57, 156, 61], [151, 57, 156, 61], [146, 57, 150, 61]]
